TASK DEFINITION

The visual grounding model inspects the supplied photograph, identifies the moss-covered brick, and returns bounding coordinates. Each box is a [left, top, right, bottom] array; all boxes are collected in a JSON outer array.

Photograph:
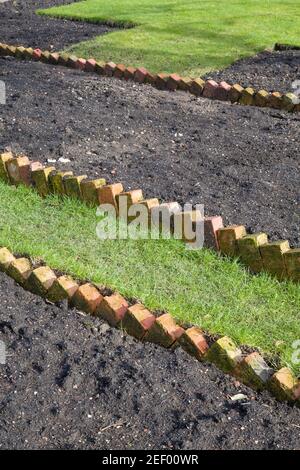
[[145, 313, 184, 348], [0, 247, 15, 271], [268, 91, 282, 109], [283, 248, 300, 281], [15, 46, 26, 59], [47, 275, 79, 303], [178, 77, 192, 91], [67, 55, 79, 68], [40, 51, 51, 63], [205, 336, 242, 373], [32, 167, 56, 197], [58, 53, 70, 66], [190, 78, 205, 96], [217, 225, 246, 257], [96, 293, 128, 326], [80, 178, 106, 206], [179, 326, 209, 361], [7, 258, 32, 285], [269, 367, 300, 402], [228, 83, 244, 103], [254, 90, 269, 107], [260, 240, 290, 280], [27, 266, 57, 296], [282, 92, 298, 111], [239, 87, 255, 106], [6, 45, 17, 56], [0, 152, 13, 182], [237, 232, 268, 273], [237, 352, 274, 390], [64, 175, 87, 199], [122, 303, 156, 339], [23, 48, 34, 60], [6, 156, 31, 186], [48, 171, 73, 195]]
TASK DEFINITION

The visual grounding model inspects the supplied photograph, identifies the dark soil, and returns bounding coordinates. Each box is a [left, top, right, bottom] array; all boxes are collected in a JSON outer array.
[[204, 49, 300, 93], [0, 272, 299, 450], [0, 0, 115, 51], [1, 57, 299, 246]]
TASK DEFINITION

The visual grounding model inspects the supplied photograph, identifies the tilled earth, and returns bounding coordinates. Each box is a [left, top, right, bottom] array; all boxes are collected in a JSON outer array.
[[0, 272, 300, 450], [0, 57, 300, 245]]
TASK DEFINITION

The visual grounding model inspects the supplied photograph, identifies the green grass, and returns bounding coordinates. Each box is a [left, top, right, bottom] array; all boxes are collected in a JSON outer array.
[[38, 0, 300, 76], [1, 181, 300, 374]]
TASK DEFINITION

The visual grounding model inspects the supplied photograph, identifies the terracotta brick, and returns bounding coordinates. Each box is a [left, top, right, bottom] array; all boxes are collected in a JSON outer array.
[[7, 258, 32, 285], [75, 58, 86, 70], [205, 336, 242, 373], [254, 90, 270, 107], [204, 216, 224, 250], [80, 178, 106, 206], [96, 293, 128, 326], [237, 232, 268, 273], [64, 175, 87, 199], [178, 77, 192, 92], [155, 73, 169, 90], [104, 62, 117, 77], [95, 61, 106, 75], [67, 55, 78, 68], [85, 58, 97, 72], [32, 48, 42, 60], [260, 240, 290, 280], [283, 248, 300, 281], [215, 81, 231, 101], [98, 183, 124, 208], [268, 91, 282, 110], [202, 80, 218, 98], [134, 67, 148, 83], [145, 313, 184, 348], [116, 189, 144, 215], [269, 367, 300, 402], [49, 52, 59, 64], [144, 72, 156, 86], [179, 326, 209, 361], [124, 66, 136, 81], [190, 78, 205, 96], [32, 167, 56, 197], [47, 275, 79, 303], [71, 283, 103, 314], [122, 303, 156, 339], [239, 87, 255, 106], [114, 63, 126, 79], [27, 266, 57, 296], [0, 152, 13, 182], [237, 352, 274, 390], [166, 74, 182, 91], [282, 92, 298, 111], [0, 247, 15, 271], [48, 171, 73, 195], [6, 156, 31, 186], [127, 198, 159, 224], [217, 225, 247, 257]]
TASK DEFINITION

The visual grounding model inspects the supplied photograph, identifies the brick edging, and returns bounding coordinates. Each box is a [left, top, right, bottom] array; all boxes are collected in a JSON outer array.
[[0, 43, 299, 112], [1, 149, 300, 283], [0, 245, 299, 404]]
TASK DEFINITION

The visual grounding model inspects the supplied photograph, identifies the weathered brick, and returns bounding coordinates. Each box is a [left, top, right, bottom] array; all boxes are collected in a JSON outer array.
[[0, 152, 13, 182], [155, 73, 169, 90], [215, 81, 231, 101], [204, 216, 224, 250], [40, 51, 51, 63], [166, 74, 182, 91], [75, 58, 86, 70], [94, 61, 106, 75], [122, 303, 156, 339], [27, 266, 57, 296], [0, 247, 15, 271], [85, 58, 97, 72], [23, 47, 34, 60], [217, 225, 247, 257], [190, 78, 205, 96], [134, 67, 148, 83], [114, 63, 126, 79], [58, 53, 70, 66], [7, 258, 32, 285], [145, 313, 184, 348], [15, 46, 26, 59], [32, 167, 56, 197], [71, 283, 103, 314], [144, 72, 156, 86], [269, 367, 300, 402], [178, 77, 192, 92], [205, 336, 242, 373], [202, 80, 218, 98], [254, 90, 269, 107], [48, 171, 73, 195], [6, 156, 31, 186], [64, 175, 87, 199], [283, 248, 300, 281], [6, 45, 17, 57], [67, 55, 78, 68], [98, 183, 124, 208], [237, 232, 268, 273], [239, 87, 255, 106], [260, 240, 290, 279], [33, 48, 42, 60], [116, 189, 144, 215], [123, 66, 136, 81], [104, 62, 117, 77], [80, 178, 106, 206], [49, 52, 59, 64], [179, 326, 209, 361], [282, 92, 298, 111], [268, 91, 282, 110], [47, 275, 79, 303], [237, 352, 274, 390], [96, 293, 128, 326]]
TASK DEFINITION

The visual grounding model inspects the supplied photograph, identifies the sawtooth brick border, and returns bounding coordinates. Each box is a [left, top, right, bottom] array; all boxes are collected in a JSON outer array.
[[0, 43, 299, 112], [1, 150, 300, 283], [0, 245, 299, 405]]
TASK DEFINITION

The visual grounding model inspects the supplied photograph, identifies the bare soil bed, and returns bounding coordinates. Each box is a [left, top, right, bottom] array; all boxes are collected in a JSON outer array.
[[0, 57, 299, 246], [0, 272, 299, 450]]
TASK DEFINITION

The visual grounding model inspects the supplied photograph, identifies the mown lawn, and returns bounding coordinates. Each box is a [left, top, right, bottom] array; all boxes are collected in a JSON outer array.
[[1, 181, 300, 374], [39, 0, 300, 76]]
